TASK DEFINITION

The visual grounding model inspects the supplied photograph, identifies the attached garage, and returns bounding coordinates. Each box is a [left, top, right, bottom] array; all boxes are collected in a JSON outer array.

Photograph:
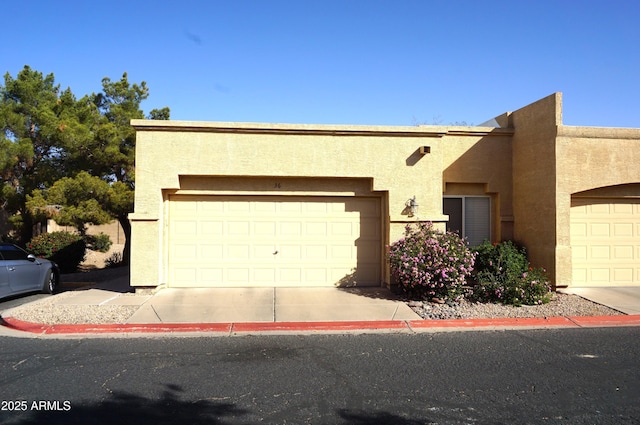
[[570, 197, 640, 286], [168, 195, 382, 287]]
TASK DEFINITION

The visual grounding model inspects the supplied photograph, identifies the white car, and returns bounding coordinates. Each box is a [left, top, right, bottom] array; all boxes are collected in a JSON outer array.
[[0, 243, 60, 299]]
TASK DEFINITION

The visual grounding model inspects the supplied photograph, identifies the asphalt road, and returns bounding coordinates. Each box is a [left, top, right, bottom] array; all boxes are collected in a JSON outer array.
[[0, 328, 639, 424]]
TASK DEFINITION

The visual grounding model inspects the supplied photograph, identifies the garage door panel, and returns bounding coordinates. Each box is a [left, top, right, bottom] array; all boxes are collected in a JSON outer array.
[[225, 268, 248, 282], [172, 244, 197, 259], [304, 269, 327, 283], [305, 222, 328, 236], [201, 244, 223, 258], [614, 245, 634, 259], [305, 202, 329, 214], [198, 268, 224, 285], [227, 202, 251, 214], [228, 222, 250, 236], [174, 221, 198, 236], [330, 245, 354, 260], [613, 223, 633, 236], [571, 197, 640, 286], [304, 245, 328, 259], [172, 268, 198, 286], [278, 245, 302, 260], [613, 269, 634, 282], [252, 244, 277, 259], [330, 222, 354, 238], [168, 195, 381, 287], [254, 222, 277, 236], [614, 203, 633, 214], [200, 221, 224, 236], [280, 222, 302, 236], [254, 268, 276, 283], [590, 246, 610, 259], [590, 223, 610, 237], [571, 222, 587, 237], [281, 202, 303, 213], [227, 245, 250, 260], [590, 268, 610, 283], [279, 268, 302, 283]]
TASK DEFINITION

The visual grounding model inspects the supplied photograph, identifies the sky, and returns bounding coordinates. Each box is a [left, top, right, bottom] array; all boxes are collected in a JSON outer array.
[[2, 0, 639, 128]]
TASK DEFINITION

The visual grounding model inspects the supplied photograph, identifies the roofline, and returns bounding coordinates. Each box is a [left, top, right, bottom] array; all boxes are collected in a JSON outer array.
[[131, 120, 514, 138]]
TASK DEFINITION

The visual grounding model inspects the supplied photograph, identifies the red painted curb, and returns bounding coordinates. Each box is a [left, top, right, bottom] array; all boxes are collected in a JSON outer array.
[[231, 320, 408, 333], [3, 315, 640, 335], [1, 317, 232, 335], [568, 315, 640, 327]]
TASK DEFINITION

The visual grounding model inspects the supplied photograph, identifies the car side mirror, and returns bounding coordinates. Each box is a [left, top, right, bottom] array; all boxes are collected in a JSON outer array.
[[27, 254, 37, 262]]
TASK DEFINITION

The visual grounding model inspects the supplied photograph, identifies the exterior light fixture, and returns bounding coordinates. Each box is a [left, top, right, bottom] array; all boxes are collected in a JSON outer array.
[[419, 146, 431, 154], [406, 196, 419, 217]]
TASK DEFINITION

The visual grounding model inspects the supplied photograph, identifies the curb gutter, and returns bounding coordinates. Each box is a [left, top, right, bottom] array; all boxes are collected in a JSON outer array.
[[3, 315, 640, 336]]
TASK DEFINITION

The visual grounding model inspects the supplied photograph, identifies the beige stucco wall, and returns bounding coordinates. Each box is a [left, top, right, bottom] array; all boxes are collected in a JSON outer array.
[[130, 121, 453, 288], [555, 126, 640, 286], [46, 219, 126, 244], [509, 93, 562, 285], [507, 92, 640, 287], [440, 128, 515, 241]]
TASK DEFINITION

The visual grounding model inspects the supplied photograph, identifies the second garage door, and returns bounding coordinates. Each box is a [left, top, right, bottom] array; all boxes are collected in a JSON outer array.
[[571, 197, 640, 286], [168, 195, 382, 287]]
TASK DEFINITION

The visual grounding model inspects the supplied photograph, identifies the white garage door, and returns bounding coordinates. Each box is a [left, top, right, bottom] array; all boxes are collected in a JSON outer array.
[[168, 195, 381, 287], [571, 197, 640, 286]]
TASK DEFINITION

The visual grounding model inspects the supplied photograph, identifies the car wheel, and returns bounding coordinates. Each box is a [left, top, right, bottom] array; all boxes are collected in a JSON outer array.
[[42, 269, 57, 294]]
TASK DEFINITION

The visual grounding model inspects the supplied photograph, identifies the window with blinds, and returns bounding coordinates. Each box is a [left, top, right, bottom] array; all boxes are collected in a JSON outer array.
[[443, 196, 490, 246]]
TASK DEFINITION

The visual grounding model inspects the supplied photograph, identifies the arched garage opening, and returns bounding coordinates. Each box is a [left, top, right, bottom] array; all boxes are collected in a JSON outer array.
[[570, 184, 640, 286]]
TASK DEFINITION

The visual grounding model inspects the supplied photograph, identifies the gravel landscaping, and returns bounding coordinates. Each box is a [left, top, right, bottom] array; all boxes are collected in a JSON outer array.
[[406, 294, 623, 320], [2, 265, 624, 325], [7, 292, 141, 325]]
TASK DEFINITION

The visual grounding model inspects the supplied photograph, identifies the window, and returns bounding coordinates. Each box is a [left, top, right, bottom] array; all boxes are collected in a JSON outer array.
[[0, 244, 30, 261], [443, 196, 490, 246]]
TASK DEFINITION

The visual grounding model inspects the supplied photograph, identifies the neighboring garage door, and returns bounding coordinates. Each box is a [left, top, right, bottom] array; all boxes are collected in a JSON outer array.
[[571, 197, 640, 286], [168, 195, 381, 287]]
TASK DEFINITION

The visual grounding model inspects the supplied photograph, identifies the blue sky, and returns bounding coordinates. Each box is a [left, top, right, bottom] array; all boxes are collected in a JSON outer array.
[[2, 0, 639, 127]]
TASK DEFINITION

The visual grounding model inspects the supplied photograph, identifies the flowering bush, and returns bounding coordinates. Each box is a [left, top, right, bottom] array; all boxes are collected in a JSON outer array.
[[471, 240, 552, 306], [389, 222, 476, 301], [28, 231, 86, 273]]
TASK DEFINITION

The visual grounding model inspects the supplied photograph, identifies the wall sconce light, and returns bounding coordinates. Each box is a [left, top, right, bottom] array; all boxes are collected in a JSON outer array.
[[406, 196, 419, 217], [419, 146, 431, 155]]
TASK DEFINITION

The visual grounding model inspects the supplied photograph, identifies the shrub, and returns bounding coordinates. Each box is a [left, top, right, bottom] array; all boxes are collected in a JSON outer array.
[[389, 222, 476, 301], [471, 240, 552, 306], [87, 232, 112, 253], [27, 231, 86, 273], [104, 251, 124, 268]]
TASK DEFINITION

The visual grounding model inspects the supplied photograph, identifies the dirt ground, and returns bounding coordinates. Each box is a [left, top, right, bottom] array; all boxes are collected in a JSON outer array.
[[80, 243, 124, 270], [61, 244, 127, 283]]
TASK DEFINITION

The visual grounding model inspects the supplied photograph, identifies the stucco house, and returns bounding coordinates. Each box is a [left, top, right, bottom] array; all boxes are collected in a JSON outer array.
[[129, 93, 640, 292]]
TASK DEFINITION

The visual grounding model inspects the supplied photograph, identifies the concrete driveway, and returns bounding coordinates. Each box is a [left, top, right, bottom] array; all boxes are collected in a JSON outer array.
[[560, 287, 640, 315]]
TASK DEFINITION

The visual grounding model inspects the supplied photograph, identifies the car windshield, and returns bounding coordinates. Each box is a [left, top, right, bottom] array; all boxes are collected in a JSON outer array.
[[0, 244, 30, 261]]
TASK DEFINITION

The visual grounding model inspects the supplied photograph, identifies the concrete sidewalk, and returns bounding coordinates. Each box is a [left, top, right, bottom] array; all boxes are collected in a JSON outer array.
[[125, 286, 420, 324], [3, 273, 640, 335]]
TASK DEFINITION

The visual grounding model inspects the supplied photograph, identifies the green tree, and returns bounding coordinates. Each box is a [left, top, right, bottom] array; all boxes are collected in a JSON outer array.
[[0, 66, 90, 240], [2, 66, 169, 265], [27, 172, 116, 232], [81, 73, 170, 263]]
